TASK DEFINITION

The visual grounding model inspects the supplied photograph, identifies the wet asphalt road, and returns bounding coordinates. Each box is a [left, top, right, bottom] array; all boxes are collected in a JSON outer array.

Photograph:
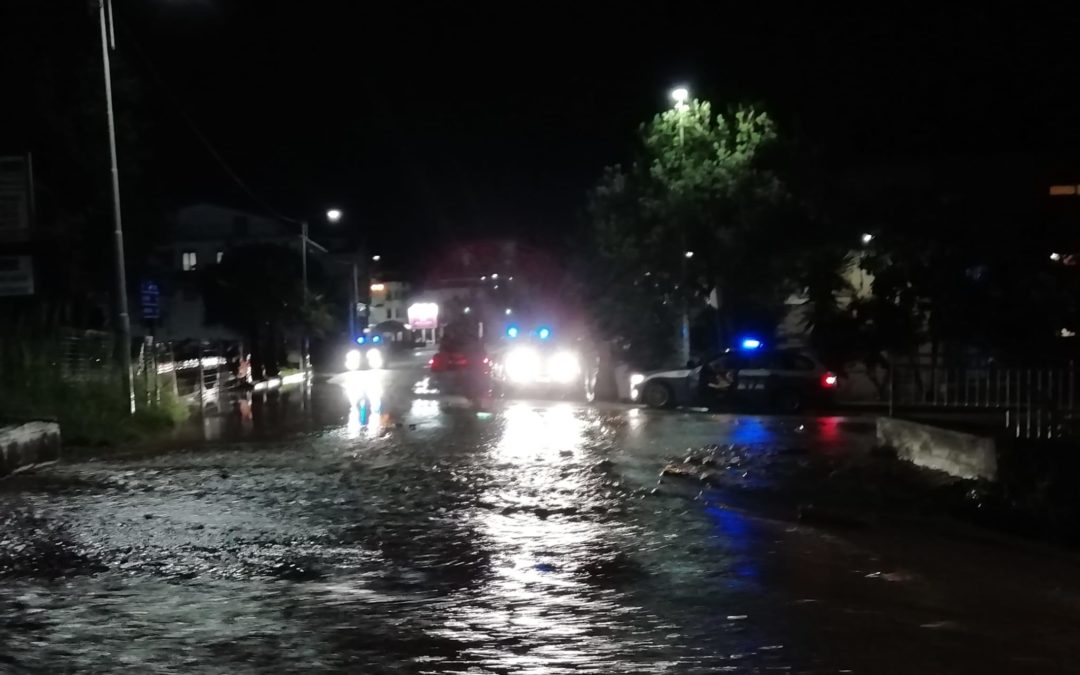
[[3, 356, 1080, 673]]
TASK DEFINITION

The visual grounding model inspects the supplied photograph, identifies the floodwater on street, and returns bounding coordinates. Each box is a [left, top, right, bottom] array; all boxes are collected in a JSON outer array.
[[3, 358, 1080, 673]]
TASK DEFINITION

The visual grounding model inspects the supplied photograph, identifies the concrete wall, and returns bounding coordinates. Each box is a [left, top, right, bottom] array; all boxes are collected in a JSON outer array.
[[877, 416, 998, 481], [0, 421, 61, 477]]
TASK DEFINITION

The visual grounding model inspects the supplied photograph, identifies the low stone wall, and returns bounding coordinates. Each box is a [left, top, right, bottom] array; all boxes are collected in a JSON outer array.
[[0, 421, 61, 476], [877, 417, 997, 481]]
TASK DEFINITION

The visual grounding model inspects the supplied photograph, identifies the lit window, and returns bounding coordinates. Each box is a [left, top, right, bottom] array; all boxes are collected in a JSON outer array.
[[182, 251, 197, 271]]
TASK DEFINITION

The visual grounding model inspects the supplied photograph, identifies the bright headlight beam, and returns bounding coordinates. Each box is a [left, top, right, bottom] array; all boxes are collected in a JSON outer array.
[[345, 349, 361, 371], [505, 346, 541, 383], [548, 351, 580, 383], [366, 347, 384, 370]]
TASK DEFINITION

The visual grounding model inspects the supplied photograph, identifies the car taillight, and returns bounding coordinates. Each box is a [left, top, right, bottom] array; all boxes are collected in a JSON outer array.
[[430, 353, 448, 371], [431, 352, 472, 371], [821, 372, 838, 389]]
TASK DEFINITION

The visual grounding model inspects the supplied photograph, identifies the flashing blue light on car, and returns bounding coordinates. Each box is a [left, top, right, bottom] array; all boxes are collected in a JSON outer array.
[[506, 325, 520, 338], [740, 338, 763, 350], [372, 335, 382, 344], [537, 327, 552, 340], [356, 336, 366, 345]]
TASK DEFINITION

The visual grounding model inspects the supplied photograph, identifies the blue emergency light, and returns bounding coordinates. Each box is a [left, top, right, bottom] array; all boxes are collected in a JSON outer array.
[[372, 335, 382, 344], [506, 324, 520, 338], [537, 327, 552, 340], [356, 336, 366, 345], [740, 338, 763, 350]]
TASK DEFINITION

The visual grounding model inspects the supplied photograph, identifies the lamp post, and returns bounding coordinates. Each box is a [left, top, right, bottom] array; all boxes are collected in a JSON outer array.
[[671, 85, 691, 366], [297, 210, 336, 372], [96, 0, 135, 413]]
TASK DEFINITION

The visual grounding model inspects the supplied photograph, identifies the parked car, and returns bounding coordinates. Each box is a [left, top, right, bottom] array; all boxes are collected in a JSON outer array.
[[632, 344, 837, 413]]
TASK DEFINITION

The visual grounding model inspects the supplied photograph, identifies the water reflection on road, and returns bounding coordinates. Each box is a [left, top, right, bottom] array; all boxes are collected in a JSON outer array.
[[3, 369, 1080, 673]]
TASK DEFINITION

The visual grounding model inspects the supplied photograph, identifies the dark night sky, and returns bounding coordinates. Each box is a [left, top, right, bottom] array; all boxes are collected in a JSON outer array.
[[5, 1, 1080, 265]]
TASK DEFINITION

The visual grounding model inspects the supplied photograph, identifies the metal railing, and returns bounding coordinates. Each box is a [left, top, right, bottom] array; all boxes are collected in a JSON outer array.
[[889, 360, 1079, 439]]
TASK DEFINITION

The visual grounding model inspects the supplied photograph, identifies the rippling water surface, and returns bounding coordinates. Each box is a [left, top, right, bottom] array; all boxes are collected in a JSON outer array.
[[3, 369, 1079, 673]]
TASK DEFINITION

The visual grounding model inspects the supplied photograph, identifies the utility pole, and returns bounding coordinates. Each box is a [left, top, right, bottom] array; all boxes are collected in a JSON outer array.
[[300, 220, 309, 373], [97, 0, 135, 413], [671, 86, 692, 366], [350, 259, 359, 339]]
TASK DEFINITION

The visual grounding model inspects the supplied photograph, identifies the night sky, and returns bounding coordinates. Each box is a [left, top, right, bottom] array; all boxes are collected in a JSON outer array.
[[4, 2, 1080, 265]]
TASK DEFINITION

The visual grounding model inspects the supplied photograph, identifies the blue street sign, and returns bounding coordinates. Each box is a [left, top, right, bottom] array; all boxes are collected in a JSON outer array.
[[140, 280, 160, 320]]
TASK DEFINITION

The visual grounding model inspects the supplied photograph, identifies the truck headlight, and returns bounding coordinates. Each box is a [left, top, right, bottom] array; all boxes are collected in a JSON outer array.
[[548, 351, 580, 383], [345, 349, 361, 371], [505, 346, 541, 383]]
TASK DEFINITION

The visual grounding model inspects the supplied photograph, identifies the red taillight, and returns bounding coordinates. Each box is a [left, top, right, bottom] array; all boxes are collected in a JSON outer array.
[[430, 352, 470, 372], [430, 353, 448, 371], [821, 372, 838, 389]]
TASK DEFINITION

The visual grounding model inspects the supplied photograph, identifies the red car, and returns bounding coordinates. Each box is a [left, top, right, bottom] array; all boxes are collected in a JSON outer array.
[[428, 340, 492, 398]]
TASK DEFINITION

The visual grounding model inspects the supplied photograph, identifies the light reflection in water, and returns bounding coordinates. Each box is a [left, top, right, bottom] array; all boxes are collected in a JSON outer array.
[[342, 371, 384, 439], [729, 416, 771, 445], [431, 402, 630, 669]]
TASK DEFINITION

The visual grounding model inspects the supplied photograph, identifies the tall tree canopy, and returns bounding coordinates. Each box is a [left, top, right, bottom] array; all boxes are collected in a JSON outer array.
[[586, 100, 818, 366]]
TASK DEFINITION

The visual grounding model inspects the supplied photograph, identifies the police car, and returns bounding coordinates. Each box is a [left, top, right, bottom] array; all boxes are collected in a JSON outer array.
[[631, 339, 837, 413], [490, 324, 588, 399], [344, 334, 386, 371]]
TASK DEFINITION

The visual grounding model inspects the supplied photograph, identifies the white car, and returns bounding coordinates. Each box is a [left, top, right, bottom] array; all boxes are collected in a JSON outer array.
[[631, 345, 837, 413]]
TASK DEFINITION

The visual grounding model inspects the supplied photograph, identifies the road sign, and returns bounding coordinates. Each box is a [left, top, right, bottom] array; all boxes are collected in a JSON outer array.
[[140, 280, 160, 320]]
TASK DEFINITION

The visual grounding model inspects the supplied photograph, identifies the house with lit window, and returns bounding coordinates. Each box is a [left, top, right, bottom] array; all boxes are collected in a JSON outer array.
[[149, 203, 300, 341]]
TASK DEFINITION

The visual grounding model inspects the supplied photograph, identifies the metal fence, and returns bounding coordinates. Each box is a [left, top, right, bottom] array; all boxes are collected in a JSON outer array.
[[60, 333, 243, 410], [889, 360, 1079, 439]]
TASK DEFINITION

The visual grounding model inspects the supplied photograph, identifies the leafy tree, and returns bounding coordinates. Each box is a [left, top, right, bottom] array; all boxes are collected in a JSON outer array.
[[201, 244, 333, 378], [586, 100, 813, 365]]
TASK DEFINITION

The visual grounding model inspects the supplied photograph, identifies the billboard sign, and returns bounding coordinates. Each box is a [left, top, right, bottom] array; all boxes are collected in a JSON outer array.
[[408, 302, 439, 330], [0, 255, 34, 296]]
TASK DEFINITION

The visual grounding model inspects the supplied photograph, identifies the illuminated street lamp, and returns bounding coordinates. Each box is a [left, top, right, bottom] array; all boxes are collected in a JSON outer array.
[[684, 250, 694, 259], [861, 233, 874, 245], [326, 208, 342, 223], [671, 86, 689, 110], [372, 254, 381, 262]]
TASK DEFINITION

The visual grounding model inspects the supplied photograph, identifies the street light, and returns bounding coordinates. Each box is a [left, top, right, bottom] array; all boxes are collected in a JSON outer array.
[[684, 250, 694, 259], [372, 254, 381, 262], [671, 86, 689, 108], [326, 208, 342, 223], [861, 233, 874, 245]]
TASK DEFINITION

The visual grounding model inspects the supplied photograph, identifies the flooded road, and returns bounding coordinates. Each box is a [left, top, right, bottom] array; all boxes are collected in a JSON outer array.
[[3, 359, 1080, 673]]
